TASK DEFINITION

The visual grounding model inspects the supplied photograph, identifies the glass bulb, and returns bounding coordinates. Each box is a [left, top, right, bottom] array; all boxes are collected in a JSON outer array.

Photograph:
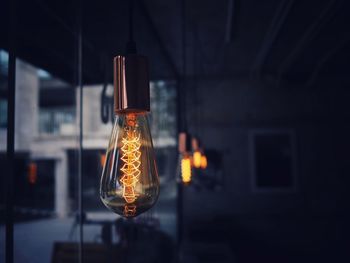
[[193, 150, 202, 168], [181, 154, 192, 184], [100, 113, 159, 218], [200, 155, 207, 169]]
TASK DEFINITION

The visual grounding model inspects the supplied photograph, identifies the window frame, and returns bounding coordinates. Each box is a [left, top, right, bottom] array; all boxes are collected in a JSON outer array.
[[249, 128, 298, 193]]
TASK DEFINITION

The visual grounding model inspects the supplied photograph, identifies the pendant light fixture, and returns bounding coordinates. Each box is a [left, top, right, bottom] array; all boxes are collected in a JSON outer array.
[[191, 137, 202, 168], [179, 132, 192, 184], [200, 153, 208, 169], [100, 0, 159, 218], [192, 137, 208, 170]]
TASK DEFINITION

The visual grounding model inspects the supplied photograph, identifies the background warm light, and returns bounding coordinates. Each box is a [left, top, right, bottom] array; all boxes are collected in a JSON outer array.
[[200, 155, 207, 169], [193, 150, 202, 168], [181, 156, 192, 184]]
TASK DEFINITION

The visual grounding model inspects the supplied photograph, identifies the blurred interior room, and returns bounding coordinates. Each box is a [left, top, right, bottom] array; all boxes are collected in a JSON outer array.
[[1, 0, 350, 262]]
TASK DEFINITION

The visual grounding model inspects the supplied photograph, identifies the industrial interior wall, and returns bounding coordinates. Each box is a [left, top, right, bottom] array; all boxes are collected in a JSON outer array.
[[183, 78, 350, 253]]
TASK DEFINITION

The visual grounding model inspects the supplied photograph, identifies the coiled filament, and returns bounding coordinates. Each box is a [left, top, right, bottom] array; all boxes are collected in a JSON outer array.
[[120, 115, 141, 205]]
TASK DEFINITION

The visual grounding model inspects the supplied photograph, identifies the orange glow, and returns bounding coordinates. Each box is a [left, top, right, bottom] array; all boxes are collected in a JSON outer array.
[[193, 150, 202, 168], [181, 156, 192, 184], [124, 204, 137, 217], [100, 153, 106, 167], [28, 162, 38, 184], [200, 155, 208, 169], [120, 114, 141, 205]]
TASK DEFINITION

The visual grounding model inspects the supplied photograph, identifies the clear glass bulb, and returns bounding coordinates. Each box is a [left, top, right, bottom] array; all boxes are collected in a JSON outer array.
[[181, 154, 192, 184], [200, 154, 207, 169], [100, 113, 159, 218], [193, 150, 202, 168]]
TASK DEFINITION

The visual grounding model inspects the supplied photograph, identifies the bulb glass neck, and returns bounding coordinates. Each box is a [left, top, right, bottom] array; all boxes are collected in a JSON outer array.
[[115, 110, 149, 116]]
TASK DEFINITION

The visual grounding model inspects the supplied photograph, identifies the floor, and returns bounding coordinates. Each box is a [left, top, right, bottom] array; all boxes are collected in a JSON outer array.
[[0, 210, 176, 263]]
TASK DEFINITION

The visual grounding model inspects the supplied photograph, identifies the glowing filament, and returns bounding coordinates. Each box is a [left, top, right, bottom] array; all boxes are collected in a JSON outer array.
[[200, 155, 207, 169], [120, 117, 141, 204], [124, 204, 137, 217], [193, 151, 202, 168], [181, 156, 192, 184]]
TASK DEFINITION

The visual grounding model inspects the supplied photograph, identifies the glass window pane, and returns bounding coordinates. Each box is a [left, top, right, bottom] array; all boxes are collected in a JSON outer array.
[[11, 58, 80, 263], [0, 48, 9, 263]]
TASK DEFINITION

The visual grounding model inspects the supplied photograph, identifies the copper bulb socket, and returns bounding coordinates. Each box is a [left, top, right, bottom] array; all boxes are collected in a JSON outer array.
[[178, 132, 192, 154], [191, 138, 199, 151], [114, 55, 150, 114]]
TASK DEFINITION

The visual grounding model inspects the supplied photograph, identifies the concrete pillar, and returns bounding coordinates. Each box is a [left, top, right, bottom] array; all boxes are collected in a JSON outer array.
[[55, 151, 69, 218]]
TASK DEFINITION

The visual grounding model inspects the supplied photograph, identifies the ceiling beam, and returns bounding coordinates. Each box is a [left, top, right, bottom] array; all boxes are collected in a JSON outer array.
[[306, 36, 350, 88], [276, 0, 339, 88], [251, 0, 295, 79], [139, 0, 180, 80], [225, 0, 235, 43], [34, 0, 96, 52]]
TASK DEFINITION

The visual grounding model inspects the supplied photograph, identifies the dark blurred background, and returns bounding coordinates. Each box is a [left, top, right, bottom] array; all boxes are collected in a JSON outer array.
[[1, 0, 350, 262]]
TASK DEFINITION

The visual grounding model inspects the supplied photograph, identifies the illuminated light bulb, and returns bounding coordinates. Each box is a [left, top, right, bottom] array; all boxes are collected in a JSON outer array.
[[191, 137, 202, 168], [179, 132, 193, 184], [100, 55, 159, 218], [100, 113, 159, 218], [193, 150, 202, 168], [200, 154, 207, 169], [181, 155, 192, 184]]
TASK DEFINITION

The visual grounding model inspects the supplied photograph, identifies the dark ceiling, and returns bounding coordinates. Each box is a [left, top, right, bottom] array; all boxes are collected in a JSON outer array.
[[1, 0, 349, 87]]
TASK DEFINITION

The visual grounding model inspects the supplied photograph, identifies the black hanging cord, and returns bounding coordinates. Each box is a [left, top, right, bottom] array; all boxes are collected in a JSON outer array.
[[181, 0, 187, 132], [126, 0, 137, 54], [129, 0, 134, 42]]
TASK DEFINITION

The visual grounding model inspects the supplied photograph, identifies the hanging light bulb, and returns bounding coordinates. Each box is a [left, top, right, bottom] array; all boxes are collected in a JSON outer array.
[[181, 154, 192, 184], [193, 151, 202, 168], [179, 132, 192, 184], [200, 153, 207, 169], [100, 55, 159, 218], [191, 137, 202, 168]]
